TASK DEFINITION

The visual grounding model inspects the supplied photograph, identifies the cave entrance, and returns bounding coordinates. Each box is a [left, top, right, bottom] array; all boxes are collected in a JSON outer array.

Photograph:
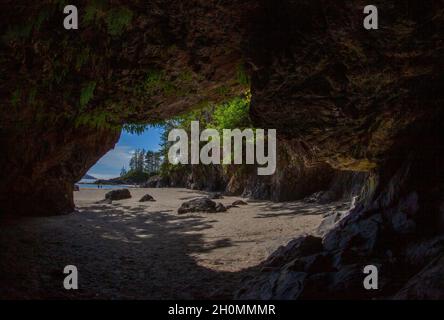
[[23, 97, 335, 299], [76, 125, 164, 190], [63, 99, 345, 298]]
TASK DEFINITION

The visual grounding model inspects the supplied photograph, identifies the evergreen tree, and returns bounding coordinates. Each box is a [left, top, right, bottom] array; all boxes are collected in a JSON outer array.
[[129, 149, 145, 173], [153, 152, 162, 172], [144, 150, 153, 173], [129, 152, 136, 172]]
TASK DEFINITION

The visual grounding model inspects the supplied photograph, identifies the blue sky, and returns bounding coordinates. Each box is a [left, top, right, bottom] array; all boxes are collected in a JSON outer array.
[[87, 127, 163, 179]]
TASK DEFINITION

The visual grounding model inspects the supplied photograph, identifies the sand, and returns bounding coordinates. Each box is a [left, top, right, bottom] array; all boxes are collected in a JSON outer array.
[[0, 188, 338, 299]]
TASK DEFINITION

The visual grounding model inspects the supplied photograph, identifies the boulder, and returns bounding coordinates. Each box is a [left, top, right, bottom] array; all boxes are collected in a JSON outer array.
[[232, 200, 248, 206], [261, 236, 324, 270], [215, 202, 227, 212], [104, 189, 131, 201], [178, 197, 218, 214], [139, 194, 156, 202], [210, 193, 224, 199], [316, 208, 350, 236]]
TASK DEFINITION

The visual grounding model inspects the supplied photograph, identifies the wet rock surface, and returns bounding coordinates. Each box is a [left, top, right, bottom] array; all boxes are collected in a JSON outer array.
[[139, 194, 156, 202], [215, 202, 227, 213], [178, 197, 230, 214], [237, 153, 444, 299], [105, 189, 132, 201], [232, 200, 248, 206], [178, 198, 218, 214]]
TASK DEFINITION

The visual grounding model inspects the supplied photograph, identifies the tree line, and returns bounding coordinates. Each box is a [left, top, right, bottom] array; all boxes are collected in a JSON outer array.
[[120, 149, 162, 177]]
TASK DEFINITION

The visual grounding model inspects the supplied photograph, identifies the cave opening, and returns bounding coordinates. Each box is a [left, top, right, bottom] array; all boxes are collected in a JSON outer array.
[[1, 0, 443, 301], [76, 125, 164, 189]]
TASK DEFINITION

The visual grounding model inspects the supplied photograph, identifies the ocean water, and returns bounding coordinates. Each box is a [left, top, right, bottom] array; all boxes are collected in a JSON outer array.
[[77, 183, 134, 190]]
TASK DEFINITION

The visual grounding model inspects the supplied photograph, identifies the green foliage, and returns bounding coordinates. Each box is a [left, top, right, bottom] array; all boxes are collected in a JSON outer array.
[[83, 3, 133, 38], [83, 2, 133, 37], [178, 70, 194, 83], [215, 86, 230, 96], [73, 111, 120, 130], [236, 64, 250, 86], [145, 70, 163, 87], [2, 6, 53, 43], [125, 148, 162, 180], [157, 95, 252, 177], [119, 170, 152, 184], [84, 0, 106, 23], [136, 70, 178, 97], [80, 81, 96, 108], [123, 124, 149, 135], [145, 150, 162, 174], [3, 23, 33, 43], [211, 95, 251, 131], [105, 7, 133, 36]]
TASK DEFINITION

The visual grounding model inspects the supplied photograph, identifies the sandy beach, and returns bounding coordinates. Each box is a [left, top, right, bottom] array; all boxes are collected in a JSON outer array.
[[0, 188, 337, 299]]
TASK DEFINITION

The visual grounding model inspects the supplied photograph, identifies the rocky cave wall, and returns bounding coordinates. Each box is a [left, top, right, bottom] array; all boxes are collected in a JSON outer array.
[[152, 139, 341, 203], [236, 0, 444, 299], [1, 0, 443, 298], [0, 0, 252, 215]]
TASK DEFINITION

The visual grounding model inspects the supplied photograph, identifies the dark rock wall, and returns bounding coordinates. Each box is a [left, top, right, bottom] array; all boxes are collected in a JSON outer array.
[[237, 144, 444, 299], [155, 164, 226, 190], [161, 140, 340, 202], [235, 0, 444, 299], [241, 131, 444, 300], [0, 124, 119, 216], [248, 0, 443, 170], [227, 140, 336, 201], [1, 0, 443, 298], [8, 0, 441, 214], [0, 0, 251, 215]]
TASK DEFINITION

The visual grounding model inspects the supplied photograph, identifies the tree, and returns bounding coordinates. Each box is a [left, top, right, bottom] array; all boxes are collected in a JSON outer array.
[[120, 166, 127, 177], [153, 152, 162, 172], [144, 150, 162, 174], [137, 149, 145, 172], [129, 149, 145, 173], [129, 153, 136, 172], [145, 150, 154, 173]]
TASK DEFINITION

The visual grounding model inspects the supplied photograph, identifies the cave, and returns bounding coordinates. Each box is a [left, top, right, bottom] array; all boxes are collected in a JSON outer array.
[[1, 0, 443, 299]]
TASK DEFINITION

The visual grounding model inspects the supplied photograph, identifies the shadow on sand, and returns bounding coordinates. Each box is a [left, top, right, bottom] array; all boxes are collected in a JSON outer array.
[[0, 203, 258, 299]]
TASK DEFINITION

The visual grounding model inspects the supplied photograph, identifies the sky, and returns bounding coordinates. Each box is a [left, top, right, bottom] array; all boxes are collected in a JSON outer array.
[[87, 127, 164, 179]]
